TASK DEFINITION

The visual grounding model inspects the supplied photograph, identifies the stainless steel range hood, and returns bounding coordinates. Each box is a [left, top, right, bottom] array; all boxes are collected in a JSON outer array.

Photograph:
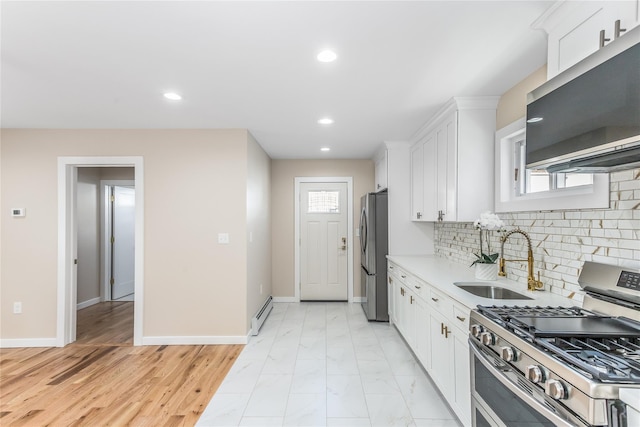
[[526, 25, 640, 173]]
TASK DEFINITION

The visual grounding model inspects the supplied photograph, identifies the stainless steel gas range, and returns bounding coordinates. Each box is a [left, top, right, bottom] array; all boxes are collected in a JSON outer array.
[[469, 261, 640, 427]]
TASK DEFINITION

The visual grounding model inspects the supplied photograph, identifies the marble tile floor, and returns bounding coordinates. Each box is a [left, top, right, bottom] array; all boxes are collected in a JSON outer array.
[[197, 302, 462, 427]]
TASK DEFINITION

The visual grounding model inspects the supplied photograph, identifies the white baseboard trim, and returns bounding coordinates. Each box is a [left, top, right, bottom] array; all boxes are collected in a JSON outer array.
[[77, 297, 102, 310], [0, 338, 58, 348], [352, 297, 365, 303], [141, 335, 249, 345], [272, 296, 299, 303]]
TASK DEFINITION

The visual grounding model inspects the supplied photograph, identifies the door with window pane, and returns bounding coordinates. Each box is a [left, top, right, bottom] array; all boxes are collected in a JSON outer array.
[[300, 182, 348, 301]]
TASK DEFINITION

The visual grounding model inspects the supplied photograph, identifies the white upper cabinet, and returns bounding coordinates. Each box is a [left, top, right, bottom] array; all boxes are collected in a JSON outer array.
[[535, 0, 640, 78], [410, 97, 498, 222], [410, 142, 424, 220], [374, 148, 388, 192]]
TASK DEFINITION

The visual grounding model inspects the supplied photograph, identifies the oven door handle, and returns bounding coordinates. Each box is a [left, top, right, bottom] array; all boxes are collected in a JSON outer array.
[[470, 341, 578, 427]]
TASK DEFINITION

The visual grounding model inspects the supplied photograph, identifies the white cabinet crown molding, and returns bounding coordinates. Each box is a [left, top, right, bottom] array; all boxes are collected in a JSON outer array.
[[410, 96, 500, 144]]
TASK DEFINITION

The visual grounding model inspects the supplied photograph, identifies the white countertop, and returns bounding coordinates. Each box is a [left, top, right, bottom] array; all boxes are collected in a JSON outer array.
[[387, 255, 580, 310]]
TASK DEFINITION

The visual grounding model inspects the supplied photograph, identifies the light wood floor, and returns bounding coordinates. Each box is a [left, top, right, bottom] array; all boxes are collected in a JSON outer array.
[[0, 302, 243, 426]]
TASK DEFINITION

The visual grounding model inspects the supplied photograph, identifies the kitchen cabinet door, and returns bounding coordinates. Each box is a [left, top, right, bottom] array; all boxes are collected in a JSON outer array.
[[543, 0, 640, 78], [414, 295, 431, 370], [436, 113, 457, 222], [452, 327, 472, 427], [375, 150, 388, 192], [429, 309, 454, 398], [410, 143, 424, 221], [421, 132, 438, 222], [388, 274, 397, 325]]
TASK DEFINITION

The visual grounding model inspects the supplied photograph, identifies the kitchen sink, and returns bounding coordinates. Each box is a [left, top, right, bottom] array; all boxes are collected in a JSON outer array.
[[454, 282, 533, 300]]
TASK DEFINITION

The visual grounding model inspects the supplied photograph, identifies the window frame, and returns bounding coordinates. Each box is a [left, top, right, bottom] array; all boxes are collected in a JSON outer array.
[[495, 118, 609, 213]]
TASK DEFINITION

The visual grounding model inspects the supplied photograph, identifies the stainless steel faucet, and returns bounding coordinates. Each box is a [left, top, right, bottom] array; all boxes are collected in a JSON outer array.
[[499, 228, 544, 291]]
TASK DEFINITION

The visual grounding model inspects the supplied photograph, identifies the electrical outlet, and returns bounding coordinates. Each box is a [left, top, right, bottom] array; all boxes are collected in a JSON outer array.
[[218, 233, 230, 244], [13, 302, 22, 314]]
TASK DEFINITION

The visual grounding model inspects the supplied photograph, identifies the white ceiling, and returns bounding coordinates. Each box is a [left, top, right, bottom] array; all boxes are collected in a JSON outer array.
[[1, 1, 554, 159]]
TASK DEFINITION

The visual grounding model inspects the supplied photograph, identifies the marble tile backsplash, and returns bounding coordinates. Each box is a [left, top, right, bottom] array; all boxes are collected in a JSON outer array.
[[434, 168, 640, 302]]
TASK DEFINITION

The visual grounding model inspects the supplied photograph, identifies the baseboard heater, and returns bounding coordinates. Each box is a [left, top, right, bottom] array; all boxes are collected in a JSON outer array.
[[251, 295, 273, 336]]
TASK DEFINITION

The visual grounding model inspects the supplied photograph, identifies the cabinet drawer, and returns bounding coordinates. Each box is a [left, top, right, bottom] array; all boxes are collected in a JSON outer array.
[[428, 288, 452, 314], [388, 263, 408, 281], [452, 303, 470, 333], [409, 278, 427, 299]]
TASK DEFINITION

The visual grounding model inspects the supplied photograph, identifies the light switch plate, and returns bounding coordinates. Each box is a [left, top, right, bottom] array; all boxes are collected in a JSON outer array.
[[218, 233, 230, 244]]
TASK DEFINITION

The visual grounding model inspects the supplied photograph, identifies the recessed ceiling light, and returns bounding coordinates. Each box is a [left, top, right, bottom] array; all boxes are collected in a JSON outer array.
[[317, 50, 337, 63], [318, 117, 334, 125], [527, 117, 543, 123], [163, 92, 182, 101], [321, 147, 331, 152]]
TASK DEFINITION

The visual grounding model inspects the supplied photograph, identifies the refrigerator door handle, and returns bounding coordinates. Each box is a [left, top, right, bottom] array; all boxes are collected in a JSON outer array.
[[360, 206, 367, 254]]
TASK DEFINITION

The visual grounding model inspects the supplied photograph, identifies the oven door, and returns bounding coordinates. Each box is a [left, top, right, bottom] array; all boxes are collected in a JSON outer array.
[[470, 339, 588, 427]]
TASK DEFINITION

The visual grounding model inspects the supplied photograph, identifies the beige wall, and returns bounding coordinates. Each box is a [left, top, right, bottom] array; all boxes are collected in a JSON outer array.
[[496, 65, 547, 129], [271, 159, 374, 299], [1, 129, 256, 340], [246, 133, 272, 326]]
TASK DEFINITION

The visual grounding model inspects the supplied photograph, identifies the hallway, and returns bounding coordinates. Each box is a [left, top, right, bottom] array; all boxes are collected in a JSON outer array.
[[198, 302, 461, 426], [75, 301, 133, 346]]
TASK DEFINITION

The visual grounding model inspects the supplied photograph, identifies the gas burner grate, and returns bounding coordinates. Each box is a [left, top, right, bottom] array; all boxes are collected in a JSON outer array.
[[476, 305, 597, 325], [540, 336, 640, 383]]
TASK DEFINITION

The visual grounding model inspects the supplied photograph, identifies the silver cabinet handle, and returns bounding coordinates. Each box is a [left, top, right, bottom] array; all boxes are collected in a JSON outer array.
[[456, 316, 466, 322], [614, 19, 626, 39], [414, 285, 421, 289], [431, 297, 439, 302], [599, 29, 610, 48]]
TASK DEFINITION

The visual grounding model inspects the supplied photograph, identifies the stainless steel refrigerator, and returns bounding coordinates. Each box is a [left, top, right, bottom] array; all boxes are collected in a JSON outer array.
[[359, 191, 388, 321]]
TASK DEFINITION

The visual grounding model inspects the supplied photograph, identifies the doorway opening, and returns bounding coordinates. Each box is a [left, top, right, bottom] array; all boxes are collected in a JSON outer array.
[[58, 157, 144, 347], [294, 177, 353, 302], [75, 170, 136, 346]]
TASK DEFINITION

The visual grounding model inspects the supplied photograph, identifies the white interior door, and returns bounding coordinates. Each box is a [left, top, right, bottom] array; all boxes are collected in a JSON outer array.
[[111, 186, 135, 300], [300, 182, 348, 301]]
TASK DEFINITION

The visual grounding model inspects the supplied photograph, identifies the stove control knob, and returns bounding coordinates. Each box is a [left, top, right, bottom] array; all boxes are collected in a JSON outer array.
[[470, 324, 484, 338], [480, 332, 496, 346], [526, 365, 545, 384], [546, 379, 567, 400], [500, 346, 517, 362]]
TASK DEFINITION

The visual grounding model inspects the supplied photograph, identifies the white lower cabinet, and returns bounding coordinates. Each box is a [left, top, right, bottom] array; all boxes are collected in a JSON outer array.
[[452, 326, 471, 422], [414, 296, 431, 369], [387, 261, 471, 427], [428, 309, 454, 397]]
